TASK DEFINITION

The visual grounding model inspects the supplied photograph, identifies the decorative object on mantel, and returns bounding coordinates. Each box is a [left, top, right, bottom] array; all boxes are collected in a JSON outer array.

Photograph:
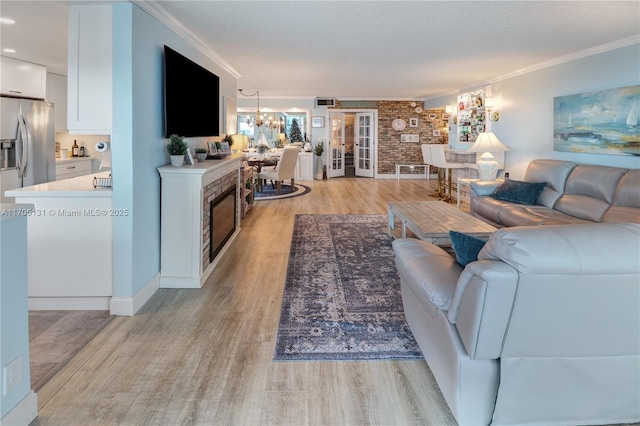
[[468, 132, 511, 181], [314, 140, 324, 180], [195, 147, 208, 161], [274, 214, 422, 361], [166, 134, 188, 167], [554, 84, 640, 156]]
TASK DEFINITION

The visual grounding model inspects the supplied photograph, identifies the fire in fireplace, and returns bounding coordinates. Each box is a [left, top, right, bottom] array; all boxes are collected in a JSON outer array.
[[210, 185, 237, 261]]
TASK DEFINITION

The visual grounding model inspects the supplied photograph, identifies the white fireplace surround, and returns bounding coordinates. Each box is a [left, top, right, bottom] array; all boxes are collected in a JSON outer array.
[[158, 154, 242, 288]]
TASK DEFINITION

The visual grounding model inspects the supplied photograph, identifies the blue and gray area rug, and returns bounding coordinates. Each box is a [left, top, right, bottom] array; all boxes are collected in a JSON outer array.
[[274, 214, 423, 361], [255, 183, 311, 201]]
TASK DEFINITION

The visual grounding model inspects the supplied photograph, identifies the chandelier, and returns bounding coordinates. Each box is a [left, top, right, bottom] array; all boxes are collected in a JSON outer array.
[[238, 88, 284, 131], [238, 88, 263, 127]]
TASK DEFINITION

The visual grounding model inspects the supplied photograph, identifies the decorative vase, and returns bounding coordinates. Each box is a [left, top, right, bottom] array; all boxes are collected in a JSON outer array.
[[304, 142, 312, 152], [196, 152, 207, 161], [315, 156, 323, 180], [170, 154, 185, 167]]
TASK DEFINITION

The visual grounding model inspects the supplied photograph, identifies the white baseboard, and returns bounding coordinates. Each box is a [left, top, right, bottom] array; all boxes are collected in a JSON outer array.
[[1, 390, 37, 426], [109, 273, 160, 316], [28, 297, 110, 310]]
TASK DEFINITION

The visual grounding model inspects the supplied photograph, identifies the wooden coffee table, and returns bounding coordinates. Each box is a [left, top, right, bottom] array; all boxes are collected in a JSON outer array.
[[388, 200, 497, 247]]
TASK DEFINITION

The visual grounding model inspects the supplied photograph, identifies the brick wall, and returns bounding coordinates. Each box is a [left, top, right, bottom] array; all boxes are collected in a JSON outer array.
[[333, 100, 448, 175], [201, 169, 239, 271]]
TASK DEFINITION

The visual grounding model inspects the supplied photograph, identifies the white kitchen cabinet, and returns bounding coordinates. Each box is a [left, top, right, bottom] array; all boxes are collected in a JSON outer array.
[[0, 56, 47, 100], [56, 158, 93, 180], [296, 152, 314, 181], [46, 73, 68, 131], [67, 4, 112, 135]]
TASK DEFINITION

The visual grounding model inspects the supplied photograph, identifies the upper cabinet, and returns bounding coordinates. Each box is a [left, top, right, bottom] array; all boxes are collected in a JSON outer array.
[[0, 56, 47, 100], [46, 73, 68, 131], [67, 5, 112, 135]]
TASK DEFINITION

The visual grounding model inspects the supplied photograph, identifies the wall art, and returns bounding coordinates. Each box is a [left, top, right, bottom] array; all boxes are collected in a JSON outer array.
[[554, 85, 639, 156]]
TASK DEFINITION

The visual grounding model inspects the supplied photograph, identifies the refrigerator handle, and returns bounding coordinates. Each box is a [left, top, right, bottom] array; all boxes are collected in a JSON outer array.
[[16, 111, 29, 179]]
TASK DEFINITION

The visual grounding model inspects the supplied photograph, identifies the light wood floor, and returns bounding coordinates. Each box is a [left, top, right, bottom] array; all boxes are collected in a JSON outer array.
[[33, 178, 459, 426]]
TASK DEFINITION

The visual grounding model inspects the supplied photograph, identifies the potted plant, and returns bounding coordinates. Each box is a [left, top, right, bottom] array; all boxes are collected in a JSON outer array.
[[166, 134, 188, 167], [223, 134, 234, 147], [195, 147, 208, 161], [314, 141, 324, 180]]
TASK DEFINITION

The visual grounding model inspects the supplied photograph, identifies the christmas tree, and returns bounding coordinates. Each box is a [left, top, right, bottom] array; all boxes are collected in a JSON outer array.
[[289, 118, 303, 142]]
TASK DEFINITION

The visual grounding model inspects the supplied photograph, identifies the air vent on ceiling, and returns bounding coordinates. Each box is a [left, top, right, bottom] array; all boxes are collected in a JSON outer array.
[[315, 97, 336, 107]]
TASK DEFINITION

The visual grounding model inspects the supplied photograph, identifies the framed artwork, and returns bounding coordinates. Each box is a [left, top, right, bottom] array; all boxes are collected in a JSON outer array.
[[432, 129, 441, 137], [219, 142, 231, 154], [554, 85, 639, 156], [409, 117, 419, 127], [185, 148, 195, 165], [223, 96, 237, 134], [428, 113, 437, 120], [442, 113, 450, 120], [312, 116, 325, 128], [208, 142, 217, 155]]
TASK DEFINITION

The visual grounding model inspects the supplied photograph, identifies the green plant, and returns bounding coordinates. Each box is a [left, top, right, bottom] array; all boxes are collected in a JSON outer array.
[[195, 147, 208, 153], [313, 141, 324, 157], [222, 134, 234, 146], [166, 134, 188, 155]]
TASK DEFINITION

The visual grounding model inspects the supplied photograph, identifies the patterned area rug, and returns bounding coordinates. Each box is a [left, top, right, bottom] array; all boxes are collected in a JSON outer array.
[[274, 214, 423, 361], [255, 183, 311, 201]]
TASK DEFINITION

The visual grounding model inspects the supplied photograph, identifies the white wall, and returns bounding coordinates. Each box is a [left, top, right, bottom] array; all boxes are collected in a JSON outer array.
[[111, 3, 237, 306], [427, 43, 640, 179]]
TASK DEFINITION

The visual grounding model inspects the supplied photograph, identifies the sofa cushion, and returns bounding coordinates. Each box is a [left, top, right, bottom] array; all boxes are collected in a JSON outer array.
[[602, 169, 640, 223], [449, 231, 488, 266], [523, 159, 577, 208], [392, 239, 462, 312], [497, 205, 592, 226], [491, 180, 547, 205]]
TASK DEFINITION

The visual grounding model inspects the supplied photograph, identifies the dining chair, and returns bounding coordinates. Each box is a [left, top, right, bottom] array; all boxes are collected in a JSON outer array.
[[420, 144, 432, 182], [429, 144, 465, 201], [258, 146, 300, 194]]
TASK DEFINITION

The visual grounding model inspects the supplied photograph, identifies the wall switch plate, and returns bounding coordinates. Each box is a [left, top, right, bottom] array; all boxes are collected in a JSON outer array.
[[3, 355, 23, 396]]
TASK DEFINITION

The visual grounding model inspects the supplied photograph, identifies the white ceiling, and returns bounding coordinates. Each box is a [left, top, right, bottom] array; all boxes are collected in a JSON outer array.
[[1, 1, 639, 100]]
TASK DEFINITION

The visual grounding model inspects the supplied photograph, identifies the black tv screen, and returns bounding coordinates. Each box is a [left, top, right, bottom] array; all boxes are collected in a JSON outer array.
[[163, 45, 220, 138]]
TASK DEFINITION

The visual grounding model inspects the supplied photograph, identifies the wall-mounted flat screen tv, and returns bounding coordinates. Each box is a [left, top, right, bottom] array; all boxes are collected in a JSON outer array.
[[163, 45, 220, 138]]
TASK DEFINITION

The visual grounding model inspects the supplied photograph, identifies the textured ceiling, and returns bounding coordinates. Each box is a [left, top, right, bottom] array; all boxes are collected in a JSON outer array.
[[1, 1, 639, 100]]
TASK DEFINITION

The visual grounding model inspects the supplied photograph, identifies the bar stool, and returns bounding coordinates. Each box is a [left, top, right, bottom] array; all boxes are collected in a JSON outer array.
[[429, 144, 466, 201], [420, 144, 432, 182]]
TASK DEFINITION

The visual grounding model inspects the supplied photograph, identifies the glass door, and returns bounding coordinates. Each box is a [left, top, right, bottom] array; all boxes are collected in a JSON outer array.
[[355, 112, 374, 177], [329, 112, 345, 177]]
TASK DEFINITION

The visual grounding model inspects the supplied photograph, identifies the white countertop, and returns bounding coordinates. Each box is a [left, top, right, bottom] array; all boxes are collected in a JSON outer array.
[[5, 171, 112, 198], [56, 157, 94, 163]]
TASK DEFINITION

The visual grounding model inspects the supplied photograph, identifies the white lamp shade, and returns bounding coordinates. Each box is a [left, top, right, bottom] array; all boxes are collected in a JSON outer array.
[[468, 132, 510, 153]]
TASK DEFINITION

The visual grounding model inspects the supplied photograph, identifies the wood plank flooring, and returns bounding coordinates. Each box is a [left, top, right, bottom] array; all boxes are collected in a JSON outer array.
[[33, 178, 459, 426]]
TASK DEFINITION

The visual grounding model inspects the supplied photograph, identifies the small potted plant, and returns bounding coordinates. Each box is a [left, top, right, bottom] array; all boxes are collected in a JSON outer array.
[[195, 147, 208, 161], [314, 141, 324, 180], [223, 134, 234, 148], [166, 134, 188, 167]]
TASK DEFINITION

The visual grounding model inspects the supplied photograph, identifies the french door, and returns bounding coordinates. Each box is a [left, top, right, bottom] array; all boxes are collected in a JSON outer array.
[[329, 112, 345, 177], [354, 112, 374, 177]]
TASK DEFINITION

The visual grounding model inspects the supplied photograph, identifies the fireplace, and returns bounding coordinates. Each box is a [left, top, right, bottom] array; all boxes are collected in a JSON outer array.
[[209, 185, 237, 262]]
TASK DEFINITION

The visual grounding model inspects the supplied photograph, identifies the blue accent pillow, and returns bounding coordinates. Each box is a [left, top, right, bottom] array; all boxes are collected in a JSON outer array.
[[490, 179, 547, 205], [449, 231, 488, 267]]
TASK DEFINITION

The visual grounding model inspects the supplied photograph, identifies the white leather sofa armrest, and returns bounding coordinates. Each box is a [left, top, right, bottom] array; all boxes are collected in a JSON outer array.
[[447, 261, 519, 360], [469, 180, 501, 196]]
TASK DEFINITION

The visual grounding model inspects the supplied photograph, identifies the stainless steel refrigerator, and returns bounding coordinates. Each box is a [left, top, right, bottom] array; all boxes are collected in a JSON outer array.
[[0, 96, 55, 202]]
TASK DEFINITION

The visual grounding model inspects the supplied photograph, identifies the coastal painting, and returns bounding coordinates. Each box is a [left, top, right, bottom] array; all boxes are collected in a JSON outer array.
[[554, 85, 639, 156]]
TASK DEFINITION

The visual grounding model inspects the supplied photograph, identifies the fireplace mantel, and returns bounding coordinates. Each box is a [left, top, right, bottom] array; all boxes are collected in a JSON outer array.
[[158, 154, 242, 288]]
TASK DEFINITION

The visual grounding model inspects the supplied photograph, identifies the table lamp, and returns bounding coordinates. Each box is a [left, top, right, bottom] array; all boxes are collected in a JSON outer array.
[[468, 132, 510, 181]]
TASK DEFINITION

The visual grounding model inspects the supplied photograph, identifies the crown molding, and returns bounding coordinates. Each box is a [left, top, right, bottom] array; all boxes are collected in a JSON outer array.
[[426, 34, 640, 102], [132, 0, 241, 79]]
